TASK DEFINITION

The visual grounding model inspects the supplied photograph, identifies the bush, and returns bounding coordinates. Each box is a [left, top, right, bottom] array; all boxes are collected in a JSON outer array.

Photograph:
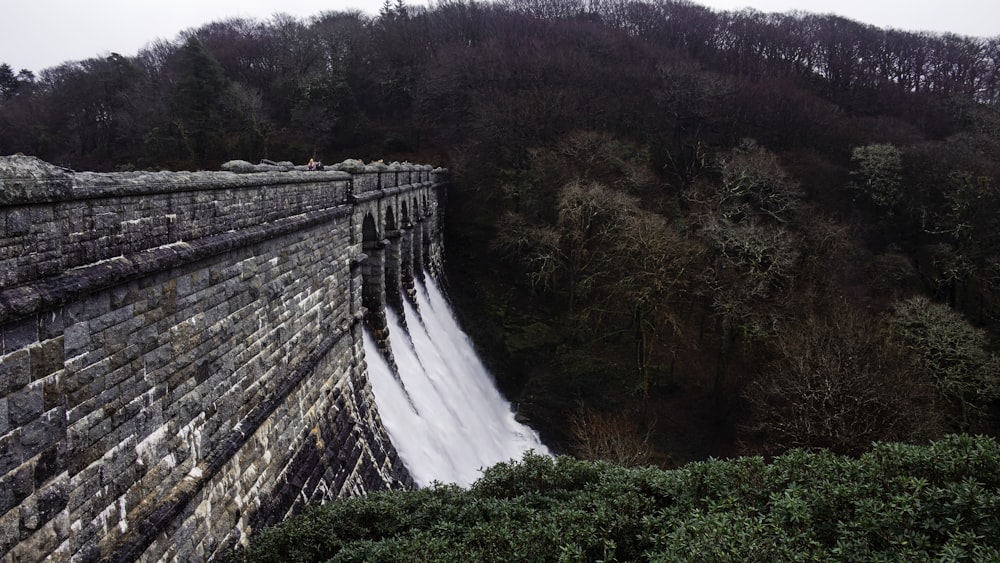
[[230, 435, 1000, 562]]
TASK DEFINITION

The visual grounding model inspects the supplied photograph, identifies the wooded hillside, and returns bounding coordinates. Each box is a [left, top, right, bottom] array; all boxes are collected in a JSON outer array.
[[2, 0, 998, 461]]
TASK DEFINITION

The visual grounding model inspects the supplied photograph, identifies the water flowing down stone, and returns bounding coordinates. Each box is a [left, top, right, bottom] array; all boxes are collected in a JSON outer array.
[[366, 277, 549, 487]]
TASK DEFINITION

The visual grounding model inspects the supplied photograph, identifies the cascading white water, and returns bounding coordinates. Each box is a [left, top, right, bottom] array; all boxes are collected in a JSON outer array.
[[364, 277, 549, 487]]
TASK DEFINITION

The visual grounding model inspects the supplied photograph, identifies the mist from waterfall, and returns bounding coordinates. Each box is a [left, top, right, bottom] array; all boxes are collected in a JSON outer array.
[[364, 277, 549, 487]]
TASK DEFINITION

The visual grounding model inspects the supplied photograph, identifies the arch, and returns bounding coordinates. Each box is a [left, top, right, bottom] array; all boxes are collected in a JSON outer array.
[[383, 205, 403, 312], [401, 201, 409, 226], [385, 206, 396, 232], [362, 213, 379, 244], [360, 209, 396, 366]]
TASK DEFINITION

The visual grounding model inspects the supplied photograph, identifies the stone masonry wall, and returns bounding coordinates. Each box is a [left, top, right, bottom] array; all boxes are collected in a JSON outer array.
[[0, 156, 441, 562]]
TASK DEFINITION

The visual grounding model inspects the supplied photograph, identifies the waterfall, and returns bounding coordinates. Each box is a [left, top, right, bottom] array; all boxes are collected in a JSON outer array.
[[365, 277, 549, 487]]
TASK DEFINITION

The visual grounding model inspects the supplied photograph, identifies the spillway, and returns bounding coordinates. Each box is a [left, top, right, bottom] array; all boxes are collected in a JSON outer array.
[[365, 277, 548, 486]]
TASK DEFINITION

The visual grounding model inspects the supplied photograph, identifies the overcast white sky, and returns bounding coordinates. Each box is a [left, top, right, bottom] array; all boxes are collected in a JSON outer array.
[[1, 0, 997, 74], [699, 1, 998, 38]]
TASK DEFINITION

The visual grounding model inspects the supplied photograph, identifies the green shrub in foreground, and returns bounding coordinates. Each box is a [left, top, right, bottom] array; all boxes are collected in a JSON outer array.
[[231, 435, 1000, 562]]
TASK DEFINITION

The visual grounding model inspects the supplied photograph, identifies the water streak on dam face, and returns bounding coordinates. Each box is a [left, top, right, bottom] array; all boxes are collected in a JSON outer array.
[[365, 278, 548, 487]]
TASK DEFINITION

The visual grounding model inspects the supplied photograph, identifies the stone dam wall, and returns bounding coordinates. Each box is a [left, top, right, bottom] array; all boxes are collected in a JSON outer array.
[[0, 156, 446, 562]]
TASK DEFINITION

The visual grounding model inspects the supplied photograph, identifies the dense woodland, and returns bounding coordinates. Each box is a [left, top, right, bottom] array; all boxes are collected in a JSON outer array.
[[3, 0, 1000, 464]]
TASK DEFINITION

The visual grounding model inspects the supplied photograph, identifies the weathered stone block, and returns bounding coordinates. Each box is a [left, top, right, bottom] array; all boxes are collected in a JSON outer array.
[[8, 383, 44, 427], [2, 462, 34, 515], [3, 315, 38, 355], [37, 310, 65, 342], [0, 501, 20, 555], [0, 397, 8, 437], [20, 413, 63, 463], [28, 336, 63, 380], [33, 445, 63, 490]]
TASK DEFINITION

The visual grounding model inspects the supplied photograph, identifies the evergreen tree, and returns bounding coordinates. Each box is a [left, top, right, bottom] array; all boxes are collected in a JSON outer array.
[[0, 63, 20, 100], [170, 37, 229, 166]]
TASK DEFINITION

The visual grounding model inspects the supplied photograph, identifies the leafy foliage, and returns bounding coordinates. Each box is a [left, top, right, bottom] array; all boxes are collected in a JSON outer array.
[[851, 143, 904, 209], [230, 436, 1000, 562], [892, 297, 1000, 430]]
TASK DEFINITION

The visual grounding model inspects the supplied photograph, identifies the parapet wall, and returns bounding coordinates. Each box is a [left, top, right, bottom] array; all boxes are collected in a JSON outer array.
[[0, 156, 444, 561]]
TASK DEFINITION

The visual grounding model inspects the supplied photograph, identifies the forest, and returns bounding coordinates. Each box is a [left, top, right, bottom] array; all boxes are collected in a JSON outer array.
[[2, 0, 999, 464]]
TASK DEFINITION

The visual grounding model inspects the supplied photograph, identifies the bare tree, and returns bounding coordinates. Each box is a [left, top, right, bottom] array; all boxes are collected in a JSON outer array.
[[569, 407, 654, 467], [743, 301, 943, 455]]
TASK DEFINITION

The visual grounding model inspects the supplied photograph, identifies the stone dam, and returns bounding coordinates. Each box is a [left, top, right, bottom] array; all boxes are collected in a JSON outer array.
[[0, 155, 447, 561]]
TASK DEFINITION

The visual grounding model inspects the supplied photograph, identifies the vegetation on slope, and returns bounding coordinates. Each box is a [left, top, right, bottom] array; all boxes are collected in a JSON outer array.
[[229, 435, 1000, 562]]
